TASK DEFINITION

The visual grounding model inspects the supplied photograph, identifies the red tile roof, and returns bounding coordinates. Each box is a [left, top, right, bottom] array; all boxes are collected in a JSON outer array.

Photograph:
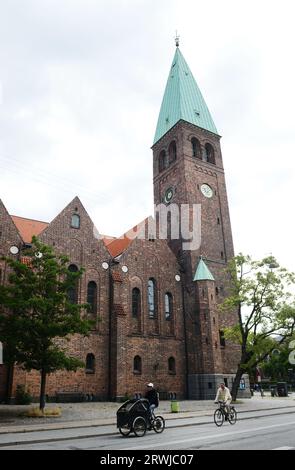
[[103, 217, 150, 258], [11, 215, 49, 243], [105, 236, 133, 258]]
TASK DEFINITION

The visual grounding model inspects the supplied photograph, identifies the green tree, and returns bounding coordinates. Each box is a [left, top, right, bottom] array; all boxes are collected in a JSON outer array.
[[0, 237, 93, 411], [220, 254, 295, 401], [260, 339, 295, 382]]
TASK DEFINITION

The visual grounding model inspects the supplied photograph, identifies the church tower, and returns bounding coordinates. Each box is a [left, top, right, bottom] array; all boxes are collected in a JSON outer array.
[[152, 42, 242, 398]]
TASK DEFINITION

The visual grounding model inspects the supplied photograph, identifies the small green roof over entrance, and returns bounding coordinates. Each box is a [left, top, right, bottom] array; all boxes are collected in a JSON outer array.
[[193, 258, 215, 282], [153, 48, 218, 145]]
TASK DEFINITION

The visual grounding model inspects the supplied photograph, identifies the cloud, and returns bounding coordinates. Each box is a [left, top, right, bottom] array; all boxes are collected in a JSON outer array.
[[0, 0, 294, 272]]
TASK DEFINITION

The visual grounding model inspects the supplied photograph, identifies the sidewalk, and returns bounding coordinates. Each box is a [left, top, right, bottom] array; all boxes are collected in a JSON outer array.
[[0, 392, 294, 435]]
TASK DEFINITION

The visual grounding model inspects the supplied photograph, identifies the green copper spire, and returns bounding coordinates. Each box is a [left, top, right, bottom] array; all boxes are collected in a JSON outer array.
[[153, 48, 218, 144], [193, 258, 215, 282]]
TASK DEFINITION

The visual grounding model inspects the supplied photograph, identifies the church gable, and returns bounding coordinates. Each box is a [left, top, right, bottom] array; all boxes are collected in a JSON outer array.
[[39, 196, 110, 262]]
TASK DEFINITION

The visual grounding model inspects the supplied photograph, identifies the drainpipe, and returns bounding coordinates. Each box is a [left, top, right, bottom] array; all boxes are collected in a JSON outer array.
[[180, 271, 189, 399], [107, 259, 113, 401]]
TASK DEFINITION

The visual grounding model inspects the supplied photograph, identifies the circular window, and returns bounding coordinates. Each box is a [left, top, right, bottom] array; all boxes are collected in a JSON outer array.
[[164, 187, 174, 204], [9, 246, 19, 255]]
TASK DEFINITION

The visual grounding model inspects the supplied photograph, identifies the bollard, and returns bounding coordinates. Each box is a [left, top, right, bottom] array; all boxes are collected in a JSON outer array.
[[171, 400, 180, 413]]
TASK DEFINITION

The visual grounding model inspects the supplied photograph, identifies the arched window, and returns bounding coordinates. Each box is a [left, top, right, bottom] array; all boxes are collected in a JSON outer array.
[[132, 288, 141, 317], [204, 143, 215, 164], [219, 330, 226, 347], [133, 355, 142, 374], [87, 281, 97, 314], [85, 353, 95, 373], [68, 264, 78, 304], [165, 292, 173, 320], [71, 214, 80, 229], [168, 141, 177, 164], [191, 137, 201, 159], [148, 278, 157, 318], [159, 150, 167, 172], [168, 357, 176, 374]]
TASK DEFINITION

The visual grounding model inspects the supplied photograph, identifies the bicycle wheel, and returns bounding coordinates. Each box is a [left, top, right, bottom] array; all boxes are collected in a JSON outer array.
[[228, 407, 237, 425], [119, 424, 131, 436], [133, 416, 147, 437], [153, 416, 165, 433], [214, 409, 224, 426]]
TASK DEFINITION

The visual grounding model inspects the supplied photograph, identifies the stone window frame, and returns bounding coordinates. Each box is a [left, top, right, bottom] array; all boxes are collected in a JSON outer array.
[[204, 142, 216, 165], [164, 292, 173, 320], [85, 353, 95, 374], [191, 137, 201, 159], [168, 356, 176, 375], [219, 330, 226, 348], [168, 140, 177, 164], [87, 281, 98, 315], [68, 264, 79, 304], [148, 278, 157, 319], [132, 287, 141, 318], [133, 355, 142, 375], [71, 214, 80, 229], [158, 150, 168, 173]]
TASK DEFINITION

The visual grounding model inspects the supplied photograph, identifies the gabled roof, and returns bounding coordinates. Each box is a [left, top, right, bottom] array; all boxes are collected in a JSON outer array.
[[193, 258, 215, 282], [153, 47, 218, 144], [11, 215, 49, 243]]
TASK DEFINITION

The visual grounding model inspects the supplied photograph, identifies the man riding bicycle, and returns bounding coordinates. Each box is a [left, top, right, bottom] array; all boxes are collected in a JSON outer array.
[[145, 382, 159, 425], [214, 383, 232, 418]]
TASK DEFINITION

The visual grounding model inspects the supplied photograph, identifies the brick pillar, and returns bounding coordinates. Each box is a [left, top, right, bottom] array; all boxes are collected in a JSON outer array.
[[196, 280, 222, 374], [109, 270, 127, 400]]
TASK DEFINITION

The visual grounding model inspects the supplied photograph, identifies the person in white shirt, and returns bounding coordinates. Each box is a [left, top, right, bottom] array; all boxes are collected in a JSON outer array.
[[214, 383, 232, 417]]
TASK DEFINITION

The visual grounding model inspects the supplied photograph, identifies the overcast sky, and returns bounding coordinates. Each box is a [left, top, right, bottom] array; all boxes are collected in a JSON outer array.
[[0, 0, 295, 270]]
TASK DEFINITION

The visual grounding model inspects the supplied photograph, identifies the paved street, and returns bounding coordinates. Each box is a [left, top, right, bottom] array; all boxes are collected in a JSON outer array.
[[1, 405, 295, 450]]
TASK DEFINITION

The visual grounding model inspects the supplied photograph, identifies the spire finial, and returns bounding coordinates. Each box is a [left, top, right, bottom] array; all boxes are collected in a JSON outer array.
[[175, 31, 180, 47]]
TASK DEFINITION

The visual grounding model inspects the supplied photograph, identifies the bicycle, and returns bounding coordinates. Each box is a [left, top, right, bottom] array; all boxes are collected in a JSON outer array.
[[147, 408, 165, 434], [214, 400, 237, 426], [117, 398, 165, 437]]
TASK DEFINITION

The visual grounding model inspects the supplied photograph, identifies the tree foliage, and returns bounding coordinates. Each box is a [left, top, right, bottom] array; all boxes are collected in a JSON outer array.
[[220, 254, 295, 400], [0, 237, 93, 409]]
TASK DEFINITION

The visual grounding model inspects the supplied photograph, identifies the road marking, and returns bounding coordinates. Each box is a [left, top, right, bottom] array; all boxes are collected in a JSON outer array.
[[128, 419, 295, 450], [272, 446, 294, 450]]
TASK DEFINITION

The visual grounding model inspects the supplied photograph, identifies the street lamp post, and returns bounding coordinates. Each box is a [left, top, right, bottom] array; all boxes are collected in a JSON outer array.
[[3, 244, 21, 403]]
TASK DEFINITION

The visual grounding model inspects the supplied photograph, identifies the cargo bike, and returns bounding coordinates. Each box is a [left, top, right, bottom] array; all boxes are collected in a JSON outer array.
[[117, 398, 165, 437]]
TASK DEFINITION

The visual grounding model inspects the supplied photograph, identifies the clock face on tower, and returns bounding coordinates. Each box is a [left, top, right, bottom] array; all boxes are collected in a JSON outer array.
[[164, 187, 174, 204], [200, 183, 213, 198]]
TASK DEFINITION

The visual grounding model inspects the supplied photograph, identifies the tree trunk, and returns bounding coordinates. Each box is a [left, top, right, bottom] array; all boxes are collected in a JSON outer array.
[[5, 363, 14, 404], [39, 369, 47, 412], [231, 367, 244, 401]]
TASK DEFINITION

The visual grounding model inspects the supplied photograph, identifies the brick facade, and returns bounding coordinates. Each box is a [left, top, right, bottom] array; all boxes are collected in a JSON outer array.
[[0, 53, 249, 401]]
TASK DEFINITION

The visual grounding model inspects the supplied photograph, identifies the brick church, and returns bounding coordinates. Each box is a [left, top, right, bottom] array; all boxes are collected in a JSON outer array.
[[0, 43, 250, 402]]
